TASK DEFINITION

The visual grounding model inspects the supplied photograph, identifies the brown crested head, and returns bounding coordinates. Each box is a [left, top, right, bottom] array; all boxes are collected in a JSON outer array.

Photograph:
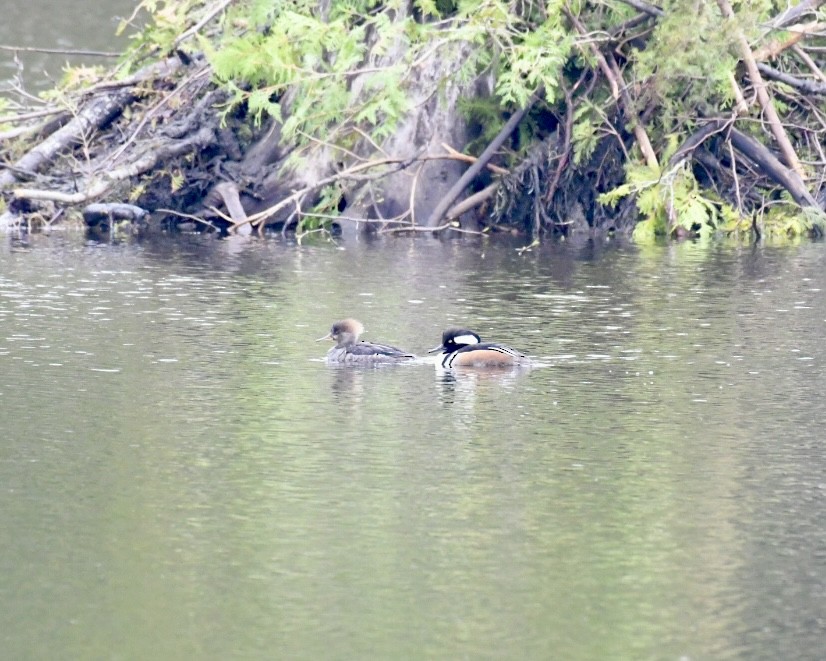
[[317, 318, 365, 344]]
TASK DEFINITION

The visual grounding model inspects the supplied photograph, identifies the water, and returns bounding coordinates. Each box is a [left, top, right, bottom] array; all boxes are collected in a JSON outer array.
[[1, 232, 825, 659], [1, 0, 137, 91]]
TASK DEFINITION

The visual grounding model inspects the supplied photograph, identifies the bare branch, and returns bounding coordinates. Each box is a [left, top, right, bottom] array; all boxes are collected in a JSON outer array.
[[425, 87, 542, 228], [730, 128, 819, 208], [612, 0, 663, 18], [768, 0, 826, 30], [756, 62, 826, 95], [0, 44, 119, 57], [717, 0, 806, 180]]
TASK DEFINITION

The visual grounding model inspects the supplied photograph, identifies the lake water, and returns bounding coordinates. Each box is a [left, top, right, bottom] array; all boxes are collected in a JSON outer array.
[[1, 0, 137, 91], [1, 232, 825, 659]]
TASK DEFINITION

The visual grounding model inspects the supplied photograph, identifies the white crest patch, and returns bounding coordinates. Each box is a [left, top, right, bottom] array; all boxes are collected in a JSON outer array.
[[452, 334, 479, 345]]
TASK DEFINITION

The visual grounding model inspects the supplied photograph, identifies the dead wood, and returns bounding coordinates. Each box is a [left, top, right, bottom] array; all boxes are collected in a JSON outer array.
[[756, 63, 826, 95], [769, 0, 826, 30], [718, 0, 806, 179], [12, 125, 215, 205], [0, 57, 184, 190], [729, 128, 819, 208], [613, 0, 663, 18], [83, 203, 148, 227], [0, 89, 136, 188], [754, 21, 824, 61], [425, 88, 541, 228]]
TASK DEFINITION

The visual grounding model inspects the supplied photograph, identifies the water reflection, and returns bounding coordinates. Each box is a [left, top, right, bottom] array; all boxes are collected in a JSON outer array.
[[435, 364, 531, 400], [2, 234, 826, 659], [1, 0, 137, 90]]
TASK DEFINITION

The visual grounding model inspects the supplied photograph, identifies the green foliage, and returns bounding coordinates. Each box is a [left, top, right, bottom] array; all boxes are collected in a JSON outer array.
[[760, 205, 826, 240], [601, 160, 742, 243], [124, 0, 199, 54], [582, 0, 823, 242], [571, 101, 601, 165], [201, 0, 573, 155], [291, 185, 346, 237], [631, 1, 740, 132], [491, 8, 573, 106], [604, 163, 825, 244], [112, 0, 820, 243], [207, 0, 409, 141]]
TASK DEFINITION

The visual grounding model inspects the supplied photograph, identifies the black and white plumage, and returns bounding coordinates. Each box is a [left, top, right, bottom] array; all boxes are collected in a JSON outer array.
[[317, 318, 415, 363], [428, 328, 530, 368]]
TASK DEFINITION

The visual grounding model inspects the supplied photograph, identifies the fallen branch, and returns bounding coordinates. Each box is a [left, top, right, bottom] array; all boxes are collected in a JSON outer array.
[[565, 5, 658, 169], [209, 182, 248, 223], [440, 143, 509, 175], [444, 182, 499, 220], [768, 0, 826, 30], [0, 57, 184, 189], [378, 221, 483, 235], [613, 0, 663, 18], [717, 0, 806, 180], [756, 62, 826, 95], [607, 51, 659, 169], [566, 7, 620, 101], [668, 118, 734, 166], [544, 80, 579, 204], [792, 44, 826, 83], [0, 107, 67, 125], [105, 64, 211, 167], [0, 44, 119, 57], [730, 128, 819, 208], [12, 126, 215, 204], [156, 207, 219, 231], [0, 89, 136, 188], [174, 0, 235, 48], [424, 87, 543, 228], [754, 21, 824, 61], [80, 57, 183, 95], [231, 155, 419, 232]]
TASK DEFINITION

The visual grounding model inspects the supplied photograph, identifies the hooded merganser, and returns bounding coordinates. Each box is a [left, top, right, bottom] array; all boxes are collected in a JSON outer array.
[[317, 318, 415, 363], [429, 328, 530, 367]]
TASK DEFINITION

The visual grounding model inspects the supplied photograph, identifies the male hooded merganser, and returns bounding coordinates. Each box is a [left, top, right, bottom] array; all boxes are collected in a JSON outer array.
[[429, 328, 530, 367], [317, 318, 415, 363]]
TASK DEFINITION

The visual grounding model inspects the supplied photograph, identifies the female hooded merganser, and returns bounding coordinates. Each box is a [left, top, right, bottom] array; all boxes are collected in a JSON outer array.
[[317, 318, 415, 363], [429, 328, 530, 367]]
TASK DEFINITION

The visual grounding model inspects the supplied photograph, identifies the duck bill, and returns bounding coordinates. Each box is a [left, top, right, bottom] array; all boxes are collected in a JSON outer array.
[[316, 332, 333, 342], [427, 344, 445, 354]]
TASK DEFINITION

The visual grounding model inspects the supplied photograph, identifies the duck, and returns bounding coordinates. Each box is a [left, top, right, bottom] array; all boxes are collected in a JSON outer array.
[[317, 318, 415, 363], [428, 327, 530, 367]]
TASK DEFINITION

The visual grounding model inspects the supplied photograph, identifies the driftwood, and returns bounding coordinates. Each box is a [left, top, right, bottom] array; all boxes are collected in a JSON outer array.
[[83, 203, 148, 227], [0, 58, 182, 190], [717, 0, 805, 179], [729, 128, 819, 208], [11, 125, 215, 205], [769, 0, 826, 29], [0, 89, 135, 188]]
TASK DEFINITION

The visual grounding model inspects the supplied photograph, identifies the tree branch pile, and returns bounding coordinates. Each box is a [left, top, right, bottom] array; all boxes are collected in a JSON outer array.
[[491, 0, 826, 237], [0, 0, 824, 239]]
